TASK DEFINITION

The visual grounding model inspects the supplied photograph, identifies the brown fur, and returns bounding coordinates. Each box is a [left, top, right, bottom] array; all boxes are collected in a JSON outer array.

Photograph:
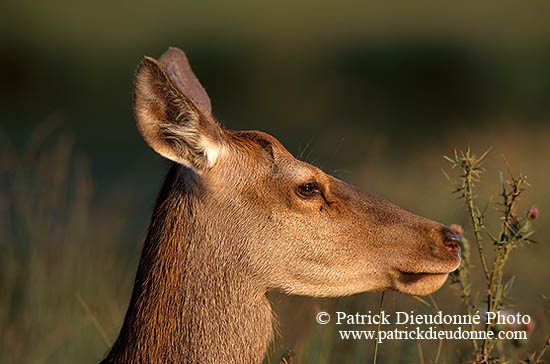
[[100, 48, 461, 364]]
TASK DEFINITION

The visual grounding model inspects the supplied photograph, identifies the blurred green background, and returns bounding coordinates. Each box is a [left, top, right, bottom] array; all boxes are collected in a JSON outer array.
[[1, 1, 549, 363]]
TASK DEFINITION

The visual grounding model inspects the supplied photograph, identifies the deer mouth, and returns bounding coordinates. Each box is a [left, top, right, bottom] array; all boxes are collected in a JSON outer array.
[[398, 270, 449, 279], [390, 239, 461, 294]]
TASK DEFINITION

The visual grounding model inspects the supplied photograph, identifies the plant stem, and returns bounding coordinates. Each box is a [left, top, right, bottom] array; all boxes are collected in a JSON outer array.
[[464, 169, 490, 281], [75, 292, 112, 348], [372, 291, 385, 364]]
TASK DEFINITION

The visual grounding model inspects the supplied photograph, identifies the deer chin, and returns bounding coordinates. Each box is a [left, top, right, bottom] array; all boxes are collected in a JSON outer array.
[[392, 270, 452, 296]]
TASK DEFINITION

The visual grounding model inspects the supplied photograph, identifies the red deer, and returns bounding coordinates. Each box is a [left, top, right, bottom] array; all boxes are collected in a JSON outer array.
[[100, 48, 461, 364]]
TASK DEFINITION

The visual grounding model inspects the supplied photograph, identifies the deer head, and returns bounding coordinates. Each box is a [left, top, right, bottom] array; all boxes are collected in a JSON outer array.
[[134, 48, 460, 298]]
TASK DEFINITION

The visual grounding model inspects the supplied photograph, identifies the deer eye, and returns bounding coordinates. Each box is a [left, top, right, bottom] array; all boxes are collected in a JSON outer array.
[[296, 182, 320, 198]]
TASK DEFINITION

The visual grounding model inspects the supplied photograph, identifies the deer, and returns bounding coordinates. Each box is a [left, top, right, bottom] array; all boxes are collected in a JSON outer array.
[[99, 47, 461, 364]]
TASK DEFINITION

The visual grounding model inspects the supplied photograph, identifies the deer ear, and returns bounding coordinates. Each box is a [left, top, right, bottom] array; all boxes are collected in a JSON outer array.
[[158, 47, 212, 115], [133, 55, 225, 170]]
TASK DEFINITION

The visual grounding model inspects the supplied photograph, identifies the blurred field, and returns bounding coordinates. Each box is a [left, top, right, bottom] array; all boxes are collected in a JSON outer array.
[[1, 1, 550, 363]]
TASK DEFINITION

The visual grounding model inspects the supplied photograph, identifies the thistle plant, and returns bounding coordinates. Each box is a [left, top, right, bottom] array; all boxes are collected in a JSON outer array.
[[443, 148, 543, 363]]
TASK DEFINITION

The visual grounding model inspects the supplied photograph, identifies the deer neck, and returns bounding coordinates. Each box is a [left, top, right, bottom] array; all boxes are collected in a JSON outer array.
[[103, 165, 274, 364]]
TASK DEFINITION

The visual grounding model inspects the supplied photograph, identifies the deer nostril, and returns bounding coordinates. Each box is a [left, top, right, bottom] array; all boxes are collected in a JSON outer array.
[[445, 238, 461, 251], [442, 229, 462, 258]]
